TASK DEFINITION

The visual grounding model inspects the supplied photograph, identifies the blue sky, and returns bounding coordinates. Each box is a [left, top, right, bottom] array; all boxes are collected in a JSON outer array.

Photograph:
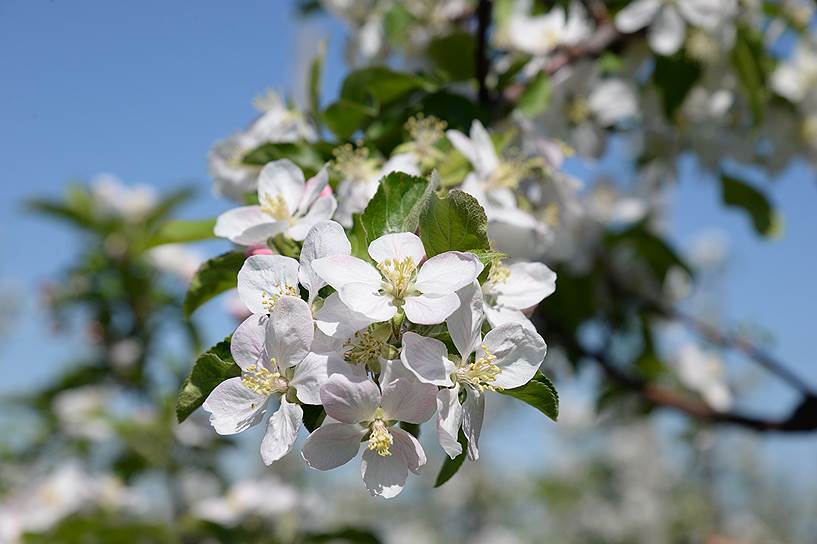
[[1, 0, 815, 480]]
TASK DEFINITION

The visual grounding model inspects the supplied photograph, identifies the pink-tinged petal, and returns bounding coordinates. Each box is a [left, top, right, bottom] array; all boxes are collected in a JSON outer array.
[[320, 374, 381, 423], [380, 373, 438, 424], [265, 296, 314, 369], [614, 0, 660, 32], [360, 448, 408, 498], [436, 385, 463, 459], [315, 293, 378, 340], [298, 221, 351, 303], [400, 332, 455, 387], [494, 262, 556, 310], [404, 292, 460, 325], [367, 232, 425, 265], [391, 427, 426, 474], [338, 282, 397, 322], [230, 314, 267, 371], [446, 281, 485, 360], [260, 397, 302, 465], [462, 389, 485, 461], [414, 252, 483, 295], [287, 195, 337, 241], [290, 351, 329, 405], [302, 423, 365, 470], [214, 206, 281, 246], [202, 377, 267, 435], [297, 167, 329, 214], [310, 255, 381, 291], [484, 323, 547, 390], [257, 159, 305, 215], [237, 255, 300, 315]]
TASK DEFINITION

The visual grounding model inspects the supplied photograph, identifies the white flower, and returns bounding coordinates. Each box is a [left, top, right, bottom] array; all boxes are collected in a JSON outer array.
[[614, 0, 736, 56], [192, 476, 299, 526], [481, 261, 556, 328], [505, 0, 591, 56], [400, 282, 547, 460], [148, 243, 205, 282], [236, 254, 300, 315], [676, 344, 732, 411], [214, 159, 336, 246], [90, 173, 157, 220], [298, 220, 352, 305], [311, 232, 483, 325], [301, 362, 437, 498], [52, 386, 113, 441], [771, 40, 817, 104], [333, 146, 420, 227], [202, 297, 328, 465]]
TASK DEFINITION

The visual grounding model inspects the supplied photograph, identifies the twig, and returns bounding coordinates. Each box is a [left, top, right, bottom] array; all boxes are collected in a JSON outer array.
[[476, 0, 492, 106]]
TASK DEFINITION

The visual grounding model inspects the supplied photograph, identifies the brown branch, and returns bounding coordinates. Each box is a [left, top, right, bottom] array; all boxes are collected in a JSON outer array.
[[476, 0, 493, 106]]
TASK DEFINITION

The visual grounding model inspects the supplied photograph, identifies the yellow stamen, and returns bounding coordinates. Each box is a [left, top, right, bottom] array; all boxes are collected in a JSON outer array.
[[456, 344, 502, 392], [567, 96, 591, 125], [331, 143, 381, 182], [377, 257, 417, 301], [367, 418, 393, 457], [241, 364, 288, 396], [405, 114, 446, 150], [260, 194, 292, 221], [344, 328, 386, 366], [261, 283, 299, 312], [487, 259, 511, 285], [543, 203, 561, 228]]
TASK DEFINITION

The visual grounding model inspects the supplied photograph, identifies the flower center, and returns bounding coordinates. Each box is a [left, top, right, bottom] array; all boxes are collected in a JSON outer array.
[[261, 283, 299, 312], [405, 114, 446, 158], [367, 416, 393, 457], [241, 364, 288, 396], [456, 344, 502, 392], [487, 259, 511, 285], [331, 143, 381, 182], [378, 257, 417, 302], [485, 154, 531, 190], [260, 194, 292, 222], [344, 327, 386, 366], [567, 96, 591, 124]]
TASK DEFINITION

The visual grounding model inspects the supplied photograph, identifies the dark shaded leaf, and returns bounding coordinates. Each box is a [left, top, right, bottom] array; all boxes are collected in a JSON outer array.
[[183, 251, 245, 318], [419, 190, 490, 257], [176, 338, 240, 423], [720, 173, 779, 237], [434, 430, 468, 487], [499, 371, 559, 421]]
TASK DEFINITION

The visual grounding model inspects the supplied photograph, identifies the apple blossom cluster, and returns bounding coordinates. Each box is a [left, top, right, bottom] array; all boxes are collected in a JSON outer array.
[[204, 174, 556, 495]]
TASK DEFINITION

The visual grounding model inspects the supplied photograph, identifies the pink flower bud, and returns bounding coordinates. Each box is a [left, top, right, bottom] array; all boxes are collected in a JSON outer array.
[[246, 244, 274, 256]]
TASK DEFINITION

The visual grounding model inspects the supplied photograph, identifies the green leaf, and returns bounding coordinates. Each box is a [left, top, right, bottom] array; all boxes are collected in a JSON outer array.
[[653, 53, 701, 119], [183, 251, 246, 318], [301, 527, 383, 544], [516, 72, 551, 117], [242, 141, 335, 176], [499, 371, 559, 421], [720, 173, 780, 237], [145, 218, 216, 248], [308, 41, 325, 126], [359, 171, 434, 245], [469, 249, 509, 266], [322, 99, 377, 140], [176, 338, 241, 423], [340, 66, 435, 106], [434, 430, 468, 487], [419, 190, 490, 257], [143, 186, 196, 227], [427, 32, 476, 82], [605, 224, 691, 281], [731, 23, 770, 124], [302, 404, 326, 433]]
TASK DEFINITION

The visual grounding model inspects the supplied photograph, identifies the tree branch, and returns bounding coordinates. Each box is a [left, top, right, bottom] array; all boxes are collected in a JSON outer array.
[[475, 0, 493, 106]]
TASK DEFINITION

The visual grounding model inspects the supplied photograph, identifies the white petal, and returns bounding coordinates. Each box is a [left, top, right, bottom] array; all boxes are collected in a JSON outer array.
[[301, 423, 365, 470], [436, 385, 463, 459], [202, 377, 267, 435], [400, 332, 455, 387], [367, 232, 426, 265], [287, 195, 337, 241], [310, 255, 381, 291], [648, 6, 685, 56], [297, 167, 329, 215], [614, 0, 661, 32], [334, 179, 378, 227], [298, 221, 351, 303], [484, 323, 547, 389], [265, 296, 314, 369], [338, 282, 397, 322], [258, 159, 305, 216], [446, 129, 479, 169], [237, 255, 300, 315], [391, 427, 426, 474], [381, 153, 420, 177], [493, 262, 556, 310], [414, 251, 483, 295], [588, 79, 639, 126], [361, 448, 409, 498], [484, 304, 530, 329], [320, 374, 381, 423], [315, 292, 378, 340], [446, 281, 485, 360], [404, 292, 460, 325], [462, 389, 485, 461], [469, 120, 499, 176], [260, 397, 302, 465], [290, 351, 329, 405], [380, 372, 438, 424], [214, 206, 283, 246], [230, 314, 267, 370]]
